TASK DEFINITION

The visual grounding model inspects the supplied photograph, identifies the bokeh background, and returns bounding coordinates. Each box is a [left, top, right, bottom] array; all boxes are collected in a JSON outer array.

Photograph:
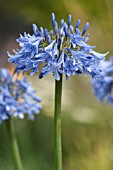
[[0, 0, 113, 170]]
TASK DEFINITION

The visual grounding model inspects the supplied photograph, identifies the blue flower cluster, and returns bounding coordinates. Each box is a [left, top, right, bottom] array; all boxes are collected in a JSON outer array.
[[8, 13, 108, 80], [0, 68, 42, 123], [92, 57, 113, 106]]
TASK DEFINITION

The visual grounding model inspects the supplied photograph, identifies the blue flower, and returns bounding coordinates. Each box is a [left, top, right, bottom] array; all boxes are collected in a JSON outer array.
[[8, 13, 108, 80], [92, 57, 113, 106], [0, 68, 42, 123]]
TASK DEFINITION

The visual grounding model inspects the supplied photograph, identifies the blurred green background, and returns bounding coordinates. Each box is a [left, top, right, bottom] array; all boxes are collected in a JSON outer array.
[[0, 0, 113, 169]]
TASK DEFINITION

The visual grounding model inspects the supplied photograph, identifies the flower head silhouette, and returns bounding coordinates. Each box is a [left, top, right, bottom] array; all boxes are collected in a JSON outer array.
[[8, 13, 108, 80], [0, 68, 42, 123], [92, 57, 113, 106]]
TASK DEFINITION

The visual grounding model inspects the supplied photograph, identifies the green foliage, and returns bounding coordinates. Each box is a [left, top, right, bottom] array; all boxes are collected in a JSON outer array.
[[1, 107, 113, 170]]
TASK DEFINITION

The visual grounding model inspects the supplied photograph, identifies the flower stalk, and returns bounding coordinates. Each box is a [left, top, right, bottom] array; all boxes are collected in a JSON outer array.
[[54, 74, 63, 170], [5, 118, 23, 170]]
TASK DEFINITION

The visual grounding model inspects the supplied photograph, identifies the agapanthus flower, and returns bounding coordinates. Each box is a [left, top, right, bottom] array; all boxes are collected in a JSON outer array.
[[8, 13, 108, 80], [0, 68, 42, 123], [92, 57, 113, 106]]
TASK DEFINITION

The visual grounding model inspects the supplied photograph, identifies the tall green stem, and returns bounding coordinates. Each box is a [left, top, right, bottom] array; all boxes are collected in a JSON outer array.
[[5, 118, 23, 170], [54, 75, 63, 170]]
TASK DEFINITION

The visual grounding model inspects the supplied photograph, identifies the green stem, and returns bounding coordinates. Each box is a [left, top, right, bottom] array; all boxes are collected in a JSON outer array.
[[5, 118, 23, 170], [54, 75, 63, 170]]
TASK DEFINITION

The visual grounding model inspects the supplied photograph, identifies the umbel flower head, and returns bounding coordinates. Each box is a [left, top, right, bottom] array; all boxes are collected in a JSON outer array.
[[8, 13, 108, 80], [0, 68, 42, 123], [92, 57, 113, 106]]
